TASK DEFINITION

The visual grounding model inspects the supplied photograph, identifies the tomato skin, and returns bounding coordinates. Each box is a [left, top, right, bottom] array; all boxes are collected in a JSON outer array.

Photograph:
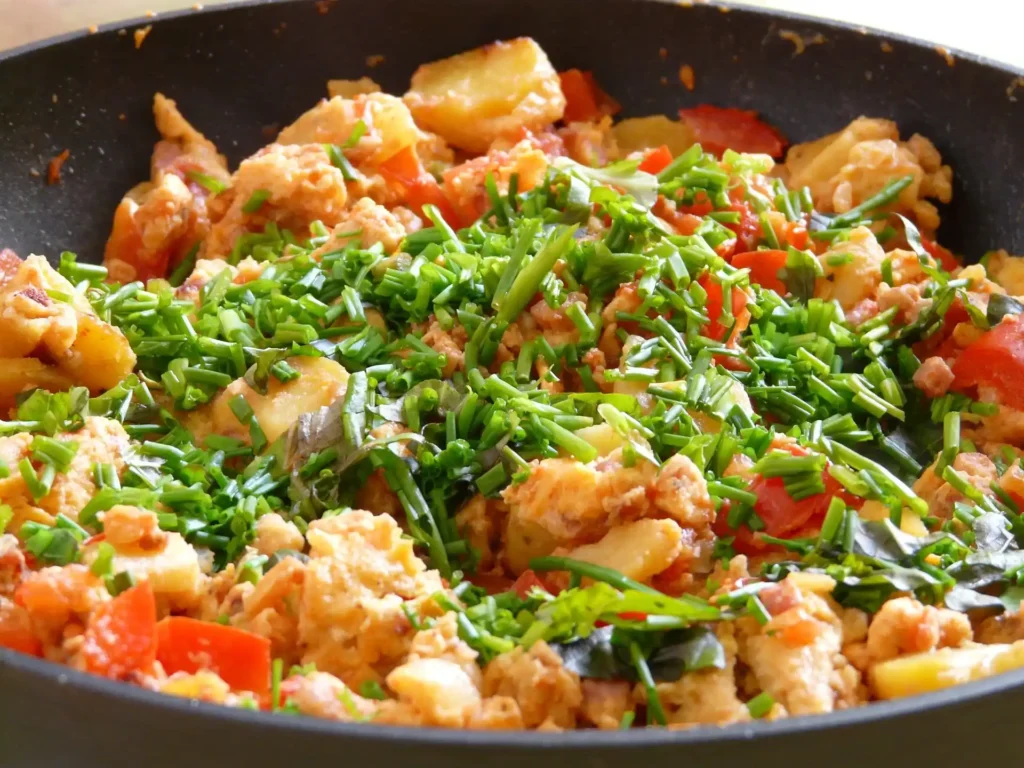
[[653, 196, 703, 236], [679, 105, 787, 158], [156, 616, 272, 695], [378, 146, 462, 228], [558, 70, 619, 124], [723, 200, 762, 255], [732, 249, 788, 294], [952, 314, 1024, 411], [81, 583, 157, 680], [698, 275, 750, 343], [784, 221, 809, 250], [714, 445, 858, 556], [638, 145, 674, 175], [913, 299, 970, 360], [922, 238, 959, 272], [559, 69, 601, 123], [511, 570, 550, 599]]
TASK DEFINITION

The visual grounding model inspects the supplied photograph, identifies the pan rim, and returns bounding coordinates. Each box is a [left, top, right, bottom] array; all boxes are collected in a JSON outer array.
[[2, 0, 1024, 750], [1, 0, 1022, 80], [5, 644, 1024, 746]]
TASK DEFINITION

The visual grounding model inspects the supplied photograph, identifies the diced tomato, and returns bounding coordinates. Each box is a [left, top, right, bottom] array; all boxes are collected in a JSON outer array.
[[912, 298, 970, 360], [714, 445, 858, 556], [378, 146, 463, 228], [783, 221, 809, 250], [679, 105, 787, 158], [698, 274, 750, 343], [951, 314, 1024, 411], [559, 70, 619, 124], [560, 69, 602, 123], [922, 238, 959, 272], [155, 616, 272, 695], [511, 570, 550, 599], [678, 193, 714, 217], [653, 196, 703, 236], [410, 178, 463, 228], [638, 145, 674, 175], [722, 199, 763, 255], [81, 583, 157, 680], [732, 249, 788, 294], [377, 145, 423, 187]]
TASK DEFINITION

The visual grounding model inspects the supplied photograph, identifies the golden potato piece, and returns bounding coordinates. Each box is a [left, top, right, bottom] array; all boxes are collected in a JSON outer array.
[[0, 255, 136, 393], [85, 528, 202, 610], [0, 358, 74, 407], [187, 357, 349, 448], [611, 115, 695, 157], [61, 313, 138, 391], [560, 519, 684, 584], [870, 642, 1024, 700], [404, 37, 565, 153], [574, 423, 626, 457]]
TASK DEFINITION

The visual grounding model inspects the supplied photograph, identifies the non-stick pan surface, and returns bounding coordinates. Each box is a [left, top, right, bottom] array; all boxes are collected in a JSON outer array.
[[1, 1, 1023, 765]]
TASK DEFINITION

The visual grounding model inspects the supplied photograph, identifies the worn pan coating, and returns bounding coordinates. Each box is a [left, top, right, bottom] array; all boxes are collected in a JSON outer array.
[[1, 1, 1023, 765]]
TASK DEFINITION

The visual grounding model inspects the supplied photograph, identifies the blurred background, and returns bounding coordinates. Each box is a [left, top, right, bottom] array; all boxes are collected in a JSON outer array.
[[0, 0, 1018, 67]]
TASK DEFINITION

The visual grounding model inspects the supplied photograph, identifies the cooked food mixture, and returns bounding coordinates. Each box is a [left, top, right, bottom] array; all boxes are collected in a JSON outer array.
[[6, 36, 1024, 731]]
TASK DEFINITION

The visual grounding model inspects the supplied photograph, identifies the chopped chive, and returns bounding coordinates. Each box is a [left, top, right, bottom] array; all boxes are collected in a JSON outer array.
[[747, 692, 775, 719], [242, 189, 271, 214]]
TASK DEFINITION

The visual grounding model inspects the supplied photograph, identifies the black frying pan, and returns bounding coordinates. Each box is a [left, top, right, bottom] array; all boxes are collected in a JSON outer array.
[[1, 1, 1023, 765]]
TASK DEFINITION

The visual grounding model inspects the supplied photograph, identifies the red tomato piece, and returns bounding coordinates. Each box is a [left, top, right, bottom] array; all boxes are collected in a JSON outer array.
[[156, 616, 272, 695], [952, 314, 1024, 411], [722, 199, 763, 255], [638, 145, 674, 175], [913, 298, 970, 360], [698, 274, 750, 343], [783, 221, 809, 250], [732, 249, 788, 294], [653, 196, 703, 236], [559, 69, 601, 123], [511, 570, 550, 599], [558, 69, 619, 124], [922, 238, 959, 272], [81, 583, 157, 680], [679, 105, 787, 158], [378, 146, 462, 228], [713, 445, 858, 556], [677, 193, 715, 217]]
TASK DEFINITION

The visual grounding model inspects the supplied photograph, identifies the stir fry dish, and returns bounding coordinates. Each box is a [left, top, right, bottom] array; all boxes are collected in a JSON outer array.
[[5, 36, 1024, 731]]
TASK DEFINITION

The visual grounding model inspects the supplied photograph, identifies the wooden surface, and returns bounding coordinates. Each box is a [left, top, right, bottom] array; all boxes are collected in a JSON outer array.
[[0, 0, 1019, 68]]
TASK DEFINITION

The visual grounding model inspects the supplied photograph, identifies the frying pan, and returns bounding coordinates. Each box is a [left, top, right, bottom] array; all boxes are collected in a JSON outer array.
[[1, 1, 1023, 765]]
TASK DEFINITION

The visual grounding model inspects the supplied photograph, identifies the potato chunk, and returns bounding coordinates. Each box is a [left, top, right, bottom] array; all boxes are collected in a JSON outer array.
[[84, 506, 202, 610], [558, 519, 684, 584], [870, 642, 1024, 700], [187, 357, 349, 447], [611, 115, 695, 157], [404, 37, 565, 153], [0, 255, 136, 394]]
